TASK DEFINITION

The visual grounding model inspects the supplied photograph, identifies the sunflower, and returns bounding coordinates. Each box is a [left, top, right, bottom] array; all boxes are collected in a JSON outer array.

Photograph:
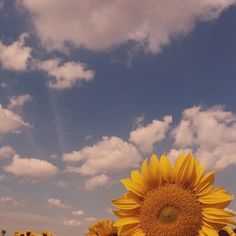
[[41, 230, 54, 236], [112, 153, 235, 236], [86, 219, 118, 236], [25, 231, 32, 236], [218, 226, 236, 236]]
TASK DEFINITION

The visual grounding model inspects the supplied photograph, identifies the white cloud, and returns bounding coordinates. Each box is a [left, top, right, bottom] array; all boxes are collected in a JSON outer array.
[[0, 104, 31, 135], [63, 151, 83, 162], [0, 146, 16, 159], [84, 174, 110, 191], [0, 83, 6, 88], [50, 154, 58, 159], [129, 116, 172, 153], [4, 156, 58, 178], [63, 219, 81, 227], [132, 114, 146, 129], [48, 198, 70, 209], [85, 217, 96, 222], [19, 0, 236, 53], [64, 136, 142, 175], [38, 58, 95, 89], [72, 210, 84, 216], [85, 135, 93, 141], [171, 106, 236, 169], [0, 33, 32, 71], [0, 196, 19, 206], [8, 94, 32, 110]]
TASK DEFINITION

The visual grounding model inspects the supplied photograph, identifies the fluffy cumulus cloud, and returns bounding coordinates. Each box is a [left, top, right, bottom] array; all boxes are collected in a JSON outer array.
[[72, 210, 84, 216], [48, 198, 70, 209], [129, 115, 172, 153], [0, 146, 16, 159], [0, 33, 31, 71], [4, 156, 58, 178], [19, 0, 236, 52], [8, 94, 32, 110], [132, 114, 146, 129], [38, 58, 95, 89], [171, 106, 236, 169], [85, 217, 96, 222], [63, 219, 81, 227], [0, 105, 30, 135], [64, 136, 142, 175], [84, 174, 110, 190]]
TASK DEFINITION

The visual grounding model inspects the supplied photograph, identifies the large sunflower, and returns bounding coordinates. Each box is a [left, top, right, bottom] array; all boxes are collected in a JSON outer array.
[[86, 219, 118, 236], [112, 153, 235, 236]]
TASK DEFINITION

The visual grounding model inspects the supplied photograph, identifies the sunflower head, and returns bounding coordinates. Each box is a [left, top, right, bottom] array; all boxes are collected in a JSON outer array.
[[112, 153, 235, 236], [86, 219, 118, 236]]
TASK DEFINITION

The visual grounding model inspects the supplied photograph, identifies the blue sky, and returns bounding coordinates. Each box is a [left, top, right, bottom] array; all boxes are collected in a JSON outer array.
[[0, 1, 236, 235]]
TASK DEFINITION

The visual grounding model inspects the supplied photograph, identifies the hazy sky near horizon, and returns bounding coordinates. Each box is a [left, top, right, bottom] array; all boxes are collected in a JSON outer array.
[[1, 1, 236, 235]]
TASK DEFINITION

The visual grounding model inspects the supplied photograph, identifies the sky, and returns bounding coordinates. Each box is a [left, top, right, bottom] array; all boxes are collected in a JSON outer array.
[[0, 0, 236, 235]]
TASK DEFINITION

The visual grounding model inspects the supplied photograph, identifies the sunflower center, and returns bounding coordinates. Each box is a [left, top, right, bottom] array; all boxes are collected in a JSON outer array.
[[139, 184, 202, 236], [158, 206, 179, 223]]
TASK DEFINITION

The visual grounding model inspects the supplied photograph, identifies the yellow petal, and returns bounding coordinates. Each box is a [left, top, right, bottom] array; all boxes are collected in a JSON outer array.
[[194, 159, 205, 187], [113, 209, 139, 218], [130, 170, 147, 193], [202, 220, 226, 230], [133, 229, 145, 236], [112, 196, 140, 210], [160, 154, 174, 183], [198, 229, 207, 236], [174, 153, 196, 187], [194, 171, 215, 194], [202, 208, 235, 225], [141, 159, 152, 189], [149, 154, 162, 188], [198, 187, 233, 208], [121, 178, 146, 197], [120, 224, 144, 236], [201, 226, 219, 236], [114, 217, 140, 227]]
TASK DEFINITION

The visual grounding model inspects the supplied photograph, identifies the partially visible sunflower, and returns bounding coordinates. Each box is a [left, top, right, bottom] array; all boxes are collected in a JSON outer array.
[[25, 230, 33, 236], [219, 226, 236, 236], [112, 153, 235, 236], [86, 219, 118, 236], [41, 230, 54, 236], [13, 232, 21, 236]]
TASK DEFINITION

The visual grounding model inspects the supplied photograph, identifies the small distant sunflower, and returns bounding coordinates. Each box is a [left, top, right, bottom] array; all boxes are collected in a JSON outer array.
[[112, 153, 235, 236], [41, 230, 53, 236], [13, 232, 21, 236], [25, 231, 32, 236], [219, 226, 236, 236], [86, 219, 118, 236]]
